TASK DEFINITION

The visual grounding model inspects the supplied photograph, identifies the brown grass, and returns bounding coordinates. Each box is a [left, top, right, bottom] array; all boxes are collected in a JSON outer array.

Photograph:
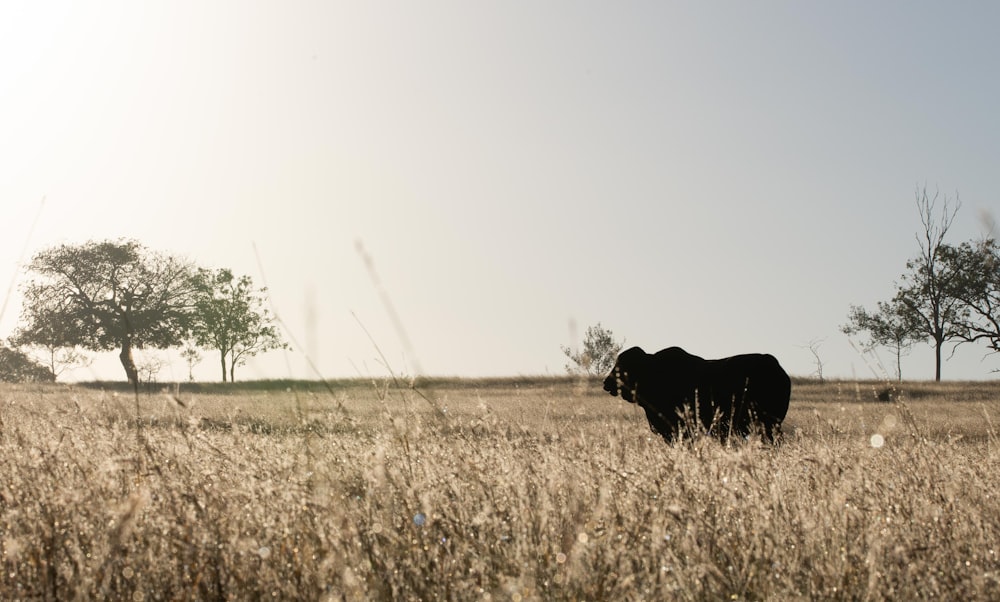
[[1, 377, 999, 600]]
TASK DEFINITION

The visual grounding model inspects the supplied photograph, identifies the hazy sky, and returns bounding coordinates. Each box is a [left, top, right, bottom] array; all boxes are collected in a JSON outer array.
[[2, 1, 998, 382]]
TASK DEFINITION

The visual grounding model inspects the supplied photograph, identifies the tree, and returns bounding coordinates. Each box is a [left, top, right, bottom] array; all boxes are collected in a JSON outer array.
[[8, 325, 92, 381], [562, 323, 624, 376], [939, 238, 1000, 357], [894, 188, 968, 381], [841, 301, 921, 381], [135, 351, 168, 387], [799, 337, 827, 382], [180, 343, 203, 382], [844, 188, 969, 381], [15, 240, 199, 385], [0, 346, 55, 383], [8, 327, 93, 379], [191, 268, 285, 382]]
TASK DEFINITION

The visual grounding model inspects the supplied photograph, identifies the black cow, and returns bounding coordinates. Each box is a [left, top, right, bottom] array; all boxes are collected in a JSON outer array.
[[603, 346, 790, 443]]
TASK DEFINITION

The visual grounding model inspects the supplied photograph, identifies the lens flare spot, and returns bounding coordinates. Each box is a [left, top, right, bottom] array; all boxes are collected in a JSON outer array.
[[870, 434, 885, 448]]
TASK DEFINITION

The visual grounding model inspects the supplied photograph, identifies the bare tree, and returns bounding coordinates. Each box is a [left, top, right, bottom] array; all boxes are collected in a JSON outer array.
[[136, 352, 168, 387], [800, 337, 826, 381]]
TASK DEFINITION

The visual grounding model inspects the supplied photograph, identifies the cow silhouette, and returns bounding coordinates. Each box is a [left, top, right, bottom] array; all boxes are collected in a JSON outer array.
[[604, 346, 790, 443]]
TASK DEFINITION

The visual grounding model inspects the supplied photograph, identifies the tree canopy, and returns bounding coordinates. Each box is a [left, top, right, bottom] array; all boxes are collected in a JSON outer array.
[[562, 323, 624, 376], [190, 268, 286, 382], [15, 239, 199, 384], [0, 346, 55, 383], [844, 189, 1000, 380], [941, 238, 1000, 354], [841, 301, 921, 381], [13, 240, 290, 384]]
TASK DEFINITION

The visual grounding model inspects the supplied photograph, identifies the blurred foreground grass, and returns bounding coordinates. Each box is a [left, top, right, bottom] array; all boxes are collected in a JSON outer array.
[[1, 377, 998, 600]]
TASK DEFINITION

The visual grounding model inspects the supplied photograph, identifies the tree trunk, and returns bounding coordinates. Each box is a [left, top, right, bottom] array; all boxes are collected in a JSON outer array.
[[229, 358, 235, 383], [934, 340, 942, 382], [220, 350, 227, 383], [119, 340, 139, 385]]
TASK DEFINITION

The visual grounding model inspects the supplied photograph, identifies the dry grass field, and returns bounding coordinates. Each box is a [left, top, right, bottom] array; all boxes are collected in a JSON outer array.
[[1, 376, 999, 600]]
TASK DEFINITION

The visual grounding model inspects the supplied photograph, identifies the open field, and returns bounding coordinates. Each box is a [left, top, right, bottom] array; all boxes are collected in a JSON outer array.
[[1, 377, 999, 600]]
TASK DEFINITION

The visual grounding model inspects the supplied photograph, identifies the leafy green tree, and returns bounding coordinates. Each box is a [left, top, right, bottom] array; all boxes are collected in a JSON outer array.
[[0, 346, 55, 383], [841, 301, 921, 381], [15, 239, 199, 384], [939, 238, 1000, 357], [562, 323, 624, 376], [191, 268, 286, 382], [8, 320, 92, 381]]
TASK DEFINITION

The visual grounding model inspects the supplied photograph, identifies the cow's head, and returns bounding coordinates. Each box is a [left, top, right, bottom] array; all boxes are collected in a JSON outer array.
[[603, 346, 647, 404]]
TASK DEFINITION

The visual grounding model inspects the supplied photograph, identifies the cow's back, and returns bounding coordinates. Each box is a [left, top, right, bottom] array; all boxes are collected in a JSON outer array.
[[700, 353, 790, 438]]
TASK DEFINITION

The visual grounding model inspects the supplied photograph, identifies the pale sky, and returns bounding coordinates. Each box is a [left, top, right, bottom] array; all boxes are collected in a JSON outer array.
[[2, 1, 998, 382]]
